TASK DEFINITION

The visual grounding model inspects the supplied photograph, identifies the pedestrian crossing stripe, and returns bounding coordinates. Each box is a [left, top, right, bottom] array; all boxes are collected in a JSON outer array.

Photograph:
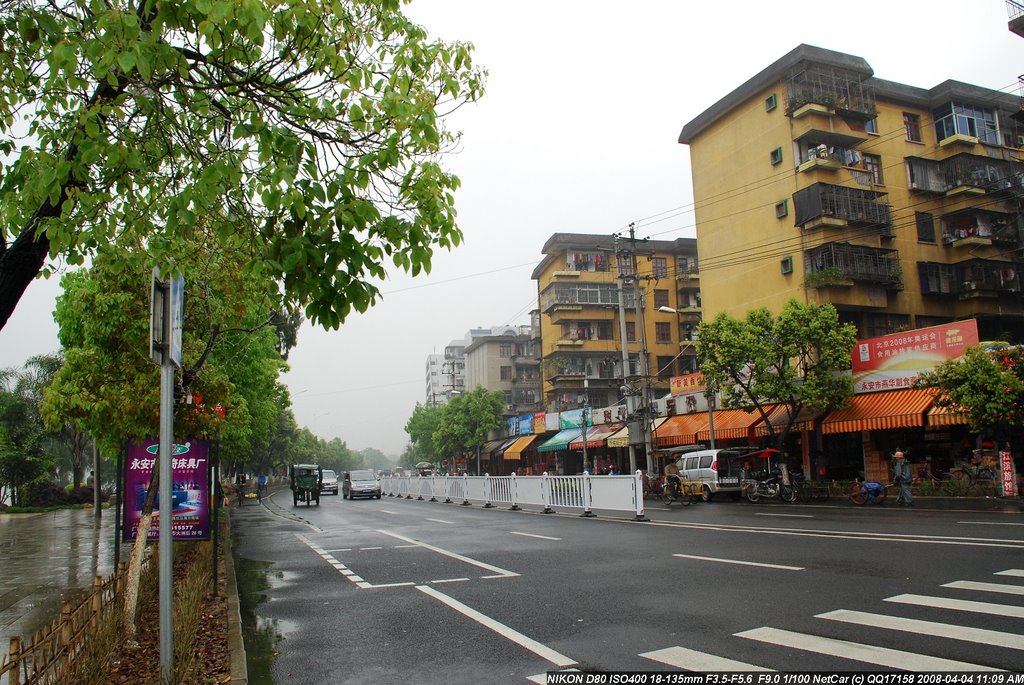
[[885, 593, 1024, 618], [942, 580, 1024, 596], [735, 627, 1000, 671], [816, 609, 1024, 651], [639, 646, 772, 671]]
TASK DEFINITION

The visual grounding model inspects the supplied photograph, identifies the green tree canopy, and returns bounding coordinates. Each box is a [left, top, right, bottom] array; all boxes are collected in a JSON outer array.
[[0, 0, 485, 331], [915, 345, 1024, 449], [696, 299, 857, 447], [432, 387, 503, 468], [404, 401, 442, 465]]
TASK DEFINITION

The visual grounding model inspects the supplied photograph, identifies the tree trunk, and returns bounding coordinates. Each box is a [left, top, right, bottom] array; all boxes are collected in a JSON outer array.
[[123, 461, 160, 640]]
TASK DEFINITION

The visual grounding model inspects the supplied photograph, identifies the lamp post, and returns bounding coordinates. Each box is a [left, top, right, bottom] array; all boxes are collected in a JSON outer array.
[[657, 305, 715, 449]]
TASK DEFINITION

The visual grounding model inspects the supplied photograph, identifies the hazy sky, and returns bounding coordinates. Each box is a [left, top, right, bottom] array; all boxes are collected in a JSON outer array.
[[2, 1, 1021, 457]]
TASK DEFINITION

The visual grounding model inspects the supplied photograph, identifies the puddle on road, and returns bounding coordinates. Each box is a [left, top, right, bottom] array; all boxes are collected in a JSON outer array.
[[236, 557, 299, 685]]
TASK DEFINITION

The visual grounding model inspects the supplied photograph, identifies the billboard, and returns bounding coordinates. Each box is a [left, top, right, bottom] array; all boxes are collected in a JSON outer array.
[[852, 320, 979, 393], [123, 438, 211, 542], [670, 372, 706, 396]]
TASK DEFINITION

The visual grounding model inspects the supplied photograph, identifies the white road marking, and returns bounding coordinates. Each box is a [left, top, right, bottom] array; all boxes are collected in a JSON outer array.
[[640, 646, 771, 671], [817, 609, 1024, 650], [958, 521, 1024, 526], [673, 553, 803, 571], [429, 578, 469, 584], [754, 513, 814, 518], [996, 569, 1024, 577], [380, 510, 399, 514], [510, 531, 562, 541], [417, 585, 576, 667], [942, 580, 1024, 595], [377, 529, 519, 578], [642, 519, 1024, 549], [885, 593, 1024, 618], [737, 626, 998, 671], [359, 546, 383, 551], [427, 518, 454, 525], [394, 544, 419, 548]]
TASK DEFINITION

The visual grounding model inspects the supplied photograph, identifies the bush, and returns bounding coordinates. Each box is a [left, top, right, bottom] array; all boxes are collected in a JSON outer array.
[[66, 486, 97, 505], [23, 481, 68, 507]]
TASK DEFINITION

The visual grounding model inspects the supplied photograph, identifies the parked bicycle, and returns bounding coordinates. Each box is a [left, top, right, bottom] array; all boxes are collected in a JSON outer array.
[[849, 479, 888, 505], [949, 462, 996, 485]]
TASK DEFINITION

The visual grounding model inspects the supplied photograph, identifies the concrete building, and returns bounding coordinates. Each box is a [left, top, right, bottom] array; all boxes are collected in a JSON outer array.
[[679, 44, 1024, 341], [463, 324, 542, 416], [531, 232, 701, 415], [424, 353, 447, 405]]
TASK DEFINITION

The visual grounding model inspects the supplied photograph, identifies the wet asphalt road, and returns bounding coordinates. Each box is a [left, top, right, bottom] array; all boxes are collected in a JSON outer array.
[[231, 492, 1024, 684]]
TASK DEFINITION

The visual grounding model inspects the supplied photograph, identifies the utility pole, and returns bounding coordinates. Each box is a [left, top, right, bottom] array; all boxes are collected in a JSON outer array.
[[614, 235, 638, 475], [627, 223, 655, 474]]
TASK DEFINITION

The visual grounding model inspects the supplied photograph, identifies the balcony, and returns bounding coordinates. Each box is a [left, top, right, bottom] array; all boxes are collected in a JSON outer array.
[[918, 259, 1022, 298], [906, 154, 1024, 198], [1008, 0, 1024, 38], [941, 209, 1022, 249], [805, 242, 902, 290], [792, 183, 892, 232], [785, 64, 877, 121]]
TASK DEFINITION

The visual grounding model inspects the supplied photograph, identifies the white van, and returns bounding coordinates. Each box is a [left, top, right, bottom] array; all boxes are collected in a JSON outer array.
[[666, 445, 757, 501]]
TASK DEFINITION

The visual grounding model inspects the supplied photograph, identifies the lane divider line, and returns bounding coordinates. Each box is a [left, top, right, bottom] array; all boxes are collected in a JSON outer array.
[[673, 553, 804, 571], [377, 529, 520, 578]]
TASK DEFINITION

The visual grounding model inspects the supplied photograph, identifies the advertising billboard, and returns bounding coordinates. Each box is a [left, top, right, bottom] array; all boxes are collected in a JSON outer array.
[[852, 320, 979, 393], [123, 438, 211, 542], [670, 372, 706, 397]]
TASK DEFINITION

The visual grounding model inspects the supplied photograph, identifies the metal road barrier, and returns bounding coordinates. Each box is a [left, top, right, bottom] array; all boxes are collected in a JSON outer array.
[[381, 472, 648, 521]]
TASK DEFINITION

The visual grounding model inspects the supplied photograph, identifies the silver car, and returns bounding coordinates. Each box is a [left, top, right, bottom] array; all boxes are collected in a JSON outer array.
[[343, 469, 381, 500], [321, 469, 339, 495]]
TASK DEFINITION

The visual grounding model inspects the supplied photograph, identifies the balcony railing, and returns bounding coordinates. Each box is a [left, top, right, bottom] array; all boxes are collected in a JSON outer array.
[[786, 64, 877, 120], [907, 154, 1024, 197], [805, 242, 902, 289], [919, 260, 1022, 296], [793, 183, 892, 231]]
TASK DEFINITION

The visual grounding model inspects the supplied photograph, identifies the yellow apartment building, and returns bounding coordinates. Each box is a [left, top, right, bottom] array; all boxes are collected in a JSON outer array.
[[531, 233, 700, 414], [679, 44, 1024, 341]]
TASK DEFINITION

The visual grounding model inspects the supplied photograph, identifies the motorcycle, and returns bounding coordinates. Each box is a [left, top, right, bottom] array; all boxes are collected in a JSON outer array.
[[849, 479, 887, 505], [742, 468, 796, 503]]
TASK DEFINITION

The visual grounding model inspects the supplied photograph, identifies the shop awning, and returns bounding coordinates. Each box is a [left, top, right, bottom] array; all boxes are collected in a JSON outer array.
[[927, 403, 970, 427], [569, 423, 624, 450], [754, 404, 820, 437], [503, 435, 537, 460], [695, 408, 766, 442], [605, 417, 666, 448], [821, 388, 935, 434], [653, 413, 709, 447], [491, 437, 519, 457], [480, 438, 506, 455], [537, 427, 584, 453]]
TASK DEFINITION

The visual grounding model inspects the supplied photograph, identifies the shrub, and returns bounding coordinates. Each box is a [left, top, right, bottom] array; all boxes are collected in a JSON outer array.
[[23, 482, 68, 507]]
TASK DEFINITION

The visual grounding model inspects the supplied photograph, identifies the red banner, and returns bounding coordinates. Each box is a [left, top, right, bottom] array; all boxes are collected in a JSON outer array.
[[851, 320, 979, 393]]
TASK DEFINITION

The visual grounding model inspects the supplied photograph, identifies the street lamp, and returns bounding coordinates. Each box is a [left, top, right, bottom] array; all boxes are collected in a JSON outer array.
[[657, 306, 715, 449]]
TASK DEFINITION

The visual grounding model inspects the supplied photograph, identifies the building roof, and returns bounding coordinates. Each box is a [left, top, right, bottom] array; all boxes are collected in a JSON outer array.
[[531, 232, 697, 280], [679, 44, 1020, 145]]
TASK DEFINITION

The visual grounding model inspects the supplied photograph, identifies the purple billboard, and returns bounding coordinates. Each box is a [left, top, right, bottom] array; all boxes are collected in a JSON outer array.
[[123, 438, 211, 542]]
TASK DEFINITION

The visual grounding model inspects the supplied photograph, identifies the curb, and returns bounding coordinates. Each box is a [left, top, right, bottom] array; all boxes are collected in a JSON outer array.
[[224, 512, 248, 684]]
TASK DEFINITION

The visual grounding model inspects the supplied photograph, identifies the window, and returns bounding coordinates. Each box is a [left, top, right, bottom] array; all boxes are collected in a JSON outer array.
[[499, 343, 513, 357], [775, 199, 788, 219], [500, 366, 512, 381], [616, 254, 634, 276], [770, 147, 783, 165], [916, 212, 935, 243], [863, 154, 883, 184], [651, 257, 668, 278], [653, 289, 669, 309], [655, 322, 671, 344], [932, 102, 999, 144], [656, 356, 676, 378], [625, 322, 636, 342], [904, 113, 922, 142], [780, 256, 793, 274], [765, 94, 777, 112], [865, 118, 878, 134]]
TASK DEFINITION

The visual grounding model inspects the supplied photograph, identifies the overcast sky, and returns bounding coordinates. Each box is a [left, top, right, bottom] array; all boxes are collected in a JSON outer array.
[[2, 1, 1021, 457]]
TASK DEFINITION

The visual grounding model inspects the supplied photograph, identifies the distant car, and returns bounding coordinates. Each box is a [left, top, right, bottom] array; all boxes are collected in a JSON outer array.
[[343, 469, 381, 500], [321, 469, 339, 495]]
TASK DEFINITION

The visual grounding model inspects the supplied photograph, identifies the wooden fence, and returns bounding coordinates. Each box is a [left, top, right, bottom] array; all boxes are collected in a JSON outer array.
[[0, 561, 130, 685]]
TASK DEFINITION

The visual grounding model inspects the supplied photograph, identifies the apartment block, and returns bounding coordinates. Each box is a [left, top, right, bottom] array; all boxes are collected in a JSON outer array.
[[679, 44, 1024, 341]]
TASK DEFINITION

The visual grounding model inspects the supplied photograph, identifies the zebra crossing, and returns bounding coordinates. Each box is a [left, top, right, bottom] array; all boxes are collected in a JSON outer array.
[[637, 567, 1023, 672]]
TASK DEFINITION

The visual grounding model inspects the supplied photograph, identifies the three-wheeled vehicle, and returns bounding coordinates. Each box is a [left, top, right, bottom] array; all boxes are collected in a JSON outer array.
[[290, 463, 322, 506]]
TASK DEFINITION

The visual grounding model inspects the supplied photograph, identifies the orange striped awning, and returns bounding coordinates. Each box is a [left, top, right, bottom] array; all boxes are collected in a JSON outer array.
[[927, 403, 970, 427], [821, 388, 935, 435], [695, 408, 766, 442], [653, 413, 709, 447], [754, 404, 820, 437]]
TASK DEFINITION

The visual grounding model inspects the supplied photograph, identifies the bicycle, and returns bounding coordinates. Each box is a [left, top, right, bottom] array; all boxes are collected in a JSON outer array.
[[949, 463, 996, 485]]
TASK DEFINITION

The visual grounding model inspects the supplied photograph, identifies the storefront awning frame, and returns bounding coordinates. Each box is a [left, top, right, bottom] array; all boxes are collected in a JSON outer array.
[[821, 388, 935, 435]]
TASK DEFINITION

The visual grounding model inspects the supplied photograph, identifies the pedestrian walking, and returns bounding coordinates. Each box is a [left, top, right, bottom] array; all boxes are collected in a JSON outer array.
[[892, 450, 913, 507]]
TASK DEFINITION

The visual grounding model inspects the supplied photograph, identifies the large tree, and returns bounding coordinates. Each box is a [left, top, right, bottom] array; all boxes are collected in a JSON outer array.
[[915, 345, 1024, 451], [404, 401, 442, 465], [432, 387, 503, 472], [696, 299, 858, 448], [0, 0, 485, 331]]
